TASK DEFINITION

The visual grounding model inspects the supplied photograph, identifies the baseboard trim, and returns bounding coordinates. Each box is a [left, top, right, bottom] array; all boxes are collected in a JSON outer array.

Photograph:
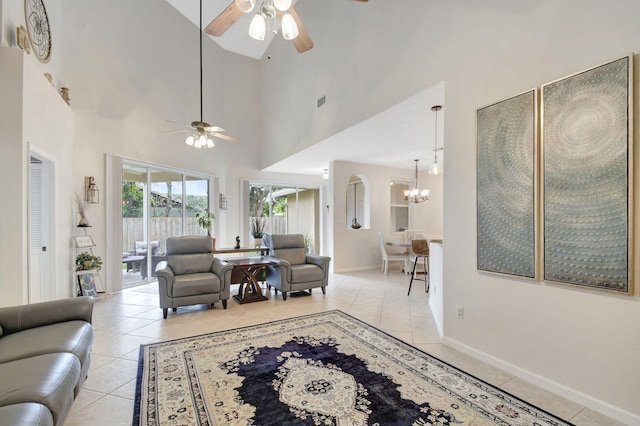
[[333, 265, 379, 273], [443, 337, 640, 425]]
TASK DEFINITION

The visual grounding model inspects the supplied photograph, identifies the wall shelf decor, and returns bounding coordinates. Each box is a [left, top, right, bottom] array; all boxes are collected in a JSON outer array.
[[74, 227, 104, 297], [541, 55, 633, 294], [477, 89, 537, 279]]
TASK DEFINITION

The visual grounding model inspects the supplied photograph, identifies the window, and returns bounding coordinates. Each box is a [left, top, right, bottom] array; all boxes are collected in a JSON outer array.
[[249, 183, 320, 254], [122, 162, 211, 287]]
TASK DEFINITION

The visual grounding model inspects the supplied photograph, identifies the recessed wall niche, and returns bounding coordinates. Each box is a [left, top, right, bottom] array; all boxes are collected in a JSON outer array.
[[346, 175, 367, 230]]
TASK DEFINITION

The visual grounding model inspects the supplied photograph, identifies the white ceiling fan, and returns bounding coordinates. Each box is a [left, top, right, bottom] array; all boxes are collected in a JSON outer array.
[[165, 0, 239, 148], [205, 0, 368, 54]]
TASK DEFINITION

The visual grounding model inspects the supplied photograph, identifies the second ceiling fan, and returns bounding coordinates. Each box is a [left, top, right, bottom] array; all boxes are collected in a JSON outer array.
[[205, 0, 368, 53]]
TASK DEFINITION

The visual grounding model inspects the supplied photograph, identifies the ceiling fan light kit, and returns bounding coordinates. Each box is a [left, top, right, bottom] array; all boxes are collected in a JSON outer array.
[[235, 0, 256, 13], [246, 0, 299, 41], [273, 0, 292, 11], [248, 13, 266, 40], [175, 0, 239, 149], [208, 1, 366, 53], [209, 0, 321, 52], [281, 13, 299, 40]]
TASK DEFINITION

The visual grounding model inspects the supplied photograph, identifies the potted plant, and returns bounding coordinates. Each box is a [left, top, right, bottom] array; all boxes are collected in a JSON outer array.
[[75, 252, 102, 297], [250, 217, 265, 248], [75, 252, 102, 272], [303, 234, 313, 254], [195, 209, 215, 236], [195, 209, 216, 250]]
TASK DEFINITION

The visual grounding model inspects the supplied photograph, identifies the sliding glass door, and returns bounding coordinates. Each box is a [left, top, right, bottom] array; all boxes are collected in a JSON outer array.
[[122, 163, 210, 288], [249, 184, 320, 254]]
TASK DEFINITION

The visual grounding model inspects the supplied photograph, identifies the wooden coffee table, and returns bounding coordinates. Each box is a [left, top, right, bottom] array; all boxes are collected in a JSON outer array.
[[228, 257, 272, 304]]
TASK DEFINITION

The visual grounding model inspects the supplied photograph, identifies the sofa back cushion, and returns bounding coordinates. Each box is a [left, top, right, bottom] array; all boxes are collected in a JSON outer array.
[[169, 254, 213, 275], [269, 234, 307, 266], [166, 236, 213, 275]]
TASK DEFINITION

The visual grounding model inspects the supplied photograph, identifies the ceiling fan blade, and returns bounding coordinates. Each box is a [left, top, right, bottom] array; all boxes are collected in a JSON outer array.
[[205, 1, 244, 36], [289, 6, 314, 53], [202, 125, 225, 132], [352, 0, 369, 2], [165, 120, 193, 129], [211, 132, 240, 143], [161, 129, 192, 134]]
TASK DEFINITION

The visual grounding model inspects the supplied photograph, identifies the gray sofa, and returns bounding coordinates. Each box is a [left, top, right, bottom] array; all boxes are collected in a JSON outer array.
[[0, 297, 95, 426], [263, 233, 331, 300], [156, 236, 233, 319]]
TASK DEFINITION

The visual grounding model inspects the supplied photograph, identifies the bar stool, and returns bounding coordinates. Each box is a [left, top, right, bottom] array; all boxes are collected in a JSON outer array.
[[408, 238, 429, 295]]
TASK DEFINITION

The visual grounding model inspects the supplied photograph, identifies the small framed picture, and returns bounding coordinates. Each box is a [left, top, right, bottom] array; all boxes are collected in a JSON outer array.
[[77, 272, 97, 297], [74, 235, 95, 248]]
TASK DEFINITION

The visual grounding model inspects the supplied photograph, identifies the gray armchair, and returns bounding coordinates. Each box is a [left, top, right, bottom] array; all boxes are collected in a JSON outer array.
[[155, 236, 233, 319], [263, 233, 331, 300]]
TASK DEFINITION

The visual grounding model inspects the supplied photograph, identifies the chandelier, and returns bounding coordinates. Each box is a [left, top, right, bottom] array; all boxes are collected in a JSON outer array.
[[404, 159, 430, 203], [236, 0, 299, 41], [429, 105, 443, 175]]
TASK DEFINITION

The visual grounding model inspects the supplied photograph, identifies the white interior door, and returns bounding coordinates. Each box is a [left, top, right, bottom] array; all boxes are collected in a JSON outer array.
[[29, 154, 54, 302]]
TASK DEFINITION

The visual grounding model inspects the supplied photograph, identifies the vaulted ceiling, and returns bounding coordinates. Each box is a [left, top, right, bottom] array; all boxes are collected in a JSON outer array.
[[165, 0, 445, 175]]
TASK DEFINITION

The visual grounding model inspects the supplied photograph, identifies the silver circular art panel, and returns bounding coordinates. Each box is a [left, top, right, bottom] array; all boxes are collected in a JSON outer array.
[[477, 90, 536, 278], [543, 57, 629, 291]]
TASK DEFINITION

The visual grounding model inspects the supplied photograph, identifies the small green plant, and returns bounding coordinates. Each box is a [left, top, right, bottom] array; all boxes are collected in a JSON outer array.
[[75, 252, 102, 271], [195, 209, 215, 236], [250, 217, 265, 238], [303, 234, 313, 249]]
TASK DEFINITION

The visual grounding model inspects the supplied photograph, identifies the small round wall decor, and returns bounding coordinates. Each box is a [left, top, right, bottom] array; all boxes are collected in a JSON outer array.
[[24, 0, 52, 63]]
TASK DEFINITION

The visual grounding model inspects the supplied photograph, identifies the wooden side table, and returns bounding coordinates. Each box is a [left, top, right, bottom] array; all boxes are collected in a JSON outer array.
[[213, 247, 269, 255], [228, 257, 272, 304]]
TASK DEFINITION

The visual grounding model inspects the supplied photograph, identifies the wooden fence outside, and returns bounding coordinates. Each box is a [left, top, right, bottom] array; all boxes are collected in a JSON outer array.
[[123, 218, 204, 253]]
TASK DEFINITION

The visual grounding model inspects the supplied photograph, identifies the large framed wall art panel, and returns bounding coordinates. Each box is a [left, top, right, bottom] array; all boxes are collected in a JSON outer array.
[[541, 55, 633, 294], [477, 89, 538, 279]]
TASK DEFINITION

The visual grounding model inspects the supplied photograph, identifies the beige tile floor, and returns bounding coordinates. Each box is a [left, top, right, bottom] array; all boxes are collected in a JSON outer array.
[[65, 269, 623, 426]]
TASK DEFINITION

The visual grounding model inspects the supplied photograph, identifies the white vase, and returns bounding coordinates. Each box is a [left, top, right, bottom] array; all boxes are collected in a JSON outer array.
[[78, 217, 90, 227], [252, 237, 263, 248]]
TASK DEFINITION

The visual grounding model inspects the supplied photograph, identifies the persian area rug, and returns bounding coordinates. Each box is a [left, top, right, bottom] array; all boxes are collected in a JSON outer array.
[[134, 310, 572, 425]]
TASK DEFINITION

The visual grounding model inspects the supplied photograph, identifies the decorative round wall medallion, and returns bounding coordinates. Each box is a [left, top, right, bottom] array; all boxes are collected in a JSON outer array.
[[24, 0, 51, 63]]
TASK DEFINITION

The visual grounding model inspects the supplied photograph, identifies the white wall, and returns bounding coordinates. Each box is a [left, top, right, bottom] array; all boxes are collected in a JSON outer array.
[[0, 47, 75, 306], [0, 47, 26, 305], [23, 50, 75, 302], [259, 0, 640, 421]]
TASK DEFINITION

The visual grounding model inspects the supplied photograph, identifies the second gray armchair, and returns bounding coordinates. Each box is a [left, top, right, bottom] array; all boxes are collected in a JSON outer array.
[[263, 233, 331, 300], [155, 236, 233, 319]]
